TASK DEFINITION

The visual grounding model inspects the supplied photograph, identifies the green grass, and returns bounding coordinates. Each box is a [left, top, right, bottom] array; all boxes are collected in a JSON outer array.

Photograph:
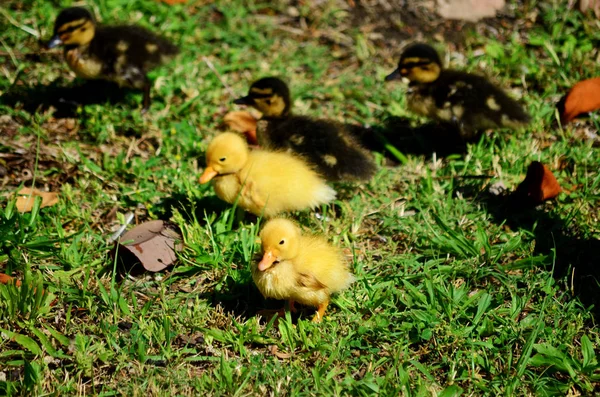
[[1, 0, 600, 395]]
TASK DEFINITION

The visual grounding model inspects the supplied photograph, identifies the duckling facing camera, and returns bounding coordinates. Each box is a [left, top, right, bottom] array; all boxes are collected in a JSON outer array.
[[47, 7, 179, 111], [252, 218, 354, 323], [386, 43, 530, 140], [234, 77, 376, 182], [199, 133, 336, 218]]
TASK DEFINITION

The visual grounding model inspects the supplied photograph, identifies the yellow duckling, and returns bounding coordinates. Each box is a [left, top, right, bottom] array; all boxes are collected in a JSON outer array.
[[199, 133, 336, 218], [252, 218, 354, 322], [234, 77, 376, 182], [47, 7, 179, 111], [385, 43, 530, 140]]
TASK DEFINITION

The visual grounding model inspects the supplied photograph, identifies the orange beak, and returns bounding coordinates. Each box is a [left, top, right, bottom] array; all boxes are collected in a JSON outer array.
[[199, 166, 218, 184], [258, 249, 277, 271]]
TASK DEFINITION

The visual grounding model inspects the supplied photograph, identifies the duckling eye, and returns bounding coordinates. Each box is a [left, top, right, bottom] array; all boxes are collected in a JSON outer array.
[[265, 99, 272, 105], [219, 157, 226, 162], [279, 239, 285, 245]]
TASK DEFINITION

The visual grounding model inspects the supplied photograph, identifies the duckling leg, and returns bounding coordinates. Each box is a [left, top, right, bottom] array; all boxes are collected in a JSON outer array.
[[141, 76, 151, 113], [288, 300, 297, 313], [311, 300, 329, 323]]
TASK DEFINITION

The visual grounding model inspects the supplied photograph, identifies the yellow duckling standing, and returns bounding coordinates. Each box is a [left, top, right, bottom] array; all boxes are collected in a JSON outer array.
[[252, 218, 354, 322], [47, 7, 179, 111], [199, 133, 336, 218], [385, 43, 530, 140], [234, 77, 376, 182]]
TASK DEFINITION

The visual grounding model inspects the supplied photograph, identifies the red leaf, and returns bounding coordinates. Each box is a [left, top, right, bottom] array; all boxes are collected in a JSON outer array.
[[0, 273, 21, 286], [514, 162, 562, 206], [558, 77, 600, 124], [223, 111, 258, 145]]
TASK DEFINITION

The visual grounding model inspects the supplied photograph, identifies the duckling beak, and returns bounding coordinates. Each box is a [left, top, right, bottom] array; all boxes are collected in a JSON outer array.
[[47, 35, 63, 49], [258, 250, 277, 271], [199, 166, 218, 184], [233, 96, 252, 105], [385, 68, 402, 82]]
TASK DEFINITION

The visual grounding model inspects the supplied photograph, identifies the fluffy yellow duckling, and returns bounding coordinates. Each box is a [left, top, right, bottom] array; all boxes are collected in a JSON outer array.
[[252, 218, 354, 322], [47, 7, 179, 111], [199, 133, 336, 218], [385, 43, 530, 140]]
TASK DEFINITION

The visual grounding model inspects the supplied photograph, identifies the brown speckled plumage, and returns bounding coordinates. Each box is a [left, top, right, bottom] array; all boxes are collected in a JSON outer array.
[[234, 77, 376, 182]]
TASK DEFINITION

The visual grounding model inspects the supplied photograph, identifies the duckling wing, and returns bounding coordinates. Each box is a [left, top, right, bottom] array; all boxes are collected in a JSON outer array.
[[94, 26, 179, 75], [435, 71, 530, 129], [265, 116, 376, 182], [241, 151, 336, 216], [294, 236, 353, 293]]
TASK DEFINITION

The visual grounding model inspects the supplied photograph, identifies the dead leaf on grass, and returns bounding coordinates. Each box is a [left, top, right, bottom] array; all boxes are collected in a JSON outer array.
[[116, 220, 183, 272], [15, 187, 59, 212], [557, 77, 600, 124], [437, 0, 505, 22], [0, 273, 21, 286], [268, 345, 293, 359], [223, 111, 258, 145], [514, 161, 562, 206], [577, 0, 600, 17]]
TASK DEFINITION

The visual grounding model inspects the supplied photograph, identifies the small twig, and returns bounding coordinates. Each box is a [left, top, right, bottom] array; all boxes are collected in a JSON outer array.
[[201, 56, 235, 98]]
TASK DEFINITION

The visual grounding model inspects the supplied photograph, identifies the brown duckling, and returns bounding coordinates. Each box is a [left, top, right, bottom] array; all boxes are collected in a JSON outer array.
[[234, 77, 376, 182], [252, 218, 354, 322], [385, 43, 530, 140], [47, 7, 179, 111]]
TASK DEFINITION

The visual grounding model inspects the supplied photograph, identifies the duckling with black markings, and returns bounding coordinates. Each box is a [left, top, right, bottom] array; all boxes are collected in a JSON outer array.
[[234, 77, 376, 182], [47, 7, 179, 111], [385, 43, 530, 140]]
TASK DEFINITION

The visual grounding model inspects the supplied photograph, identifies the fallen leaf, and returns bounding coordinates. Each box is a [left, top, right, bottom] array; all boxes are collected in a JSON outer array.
[[0, 273, 21, 286], [437, 0, 505, 22], [158, 0, 187, 4], [578, 0, 600, 17], [557, 77, 600, 124], [268, 345, 293, 359], [514, 161, 562, 206], [223, 111, 258, 145], [116, 220, 183, 272], [15, 187, 59, 212]]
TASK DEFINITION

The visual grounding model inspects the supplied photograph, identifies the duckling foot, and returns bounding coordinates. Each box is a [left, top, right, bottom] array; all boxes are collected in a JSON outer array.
[[311, 300, 329, 323]]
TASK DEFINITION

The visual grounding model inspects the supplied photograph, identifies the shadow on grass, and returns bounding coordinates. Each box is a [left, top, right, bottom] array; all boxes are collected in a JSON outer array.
[[0, 79, 132, 117], [482, 192, 600, 318], [350, 115, 470, 161]]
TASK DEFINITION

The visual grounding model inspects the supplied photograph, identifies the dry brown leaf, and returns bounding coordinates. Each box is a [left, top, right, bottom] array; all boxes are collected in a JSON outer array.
[[158, 0, 187, 4], [437, 0, 505, 22], [223, 111, 258, 145], [558, 77, 600, 124], [268, 345, 293, 359], [579, 0, 600, 17], [15, 187, 59, 212], [117, 220, 183, 272], [514, 162, 562, 207], [0, 273, 21, 286]]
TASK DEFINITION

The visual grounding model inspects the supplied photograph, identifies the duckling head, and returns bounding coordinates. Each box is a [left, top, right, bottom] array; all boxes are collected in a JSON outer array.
[[199, 133, 249, 183], [385, 43, 442, 84], [234, 77, 291, 118], [48, 7, 96, 49], [258, 218, 301, 271]]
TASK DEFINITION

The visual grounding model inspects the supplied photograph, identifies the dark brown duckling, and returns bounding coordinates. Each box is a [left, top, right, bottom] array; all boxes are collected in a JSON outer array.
[[233, 77, 376, 182], [385, 43, 530, 140], [47, 7, 179, 112]]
